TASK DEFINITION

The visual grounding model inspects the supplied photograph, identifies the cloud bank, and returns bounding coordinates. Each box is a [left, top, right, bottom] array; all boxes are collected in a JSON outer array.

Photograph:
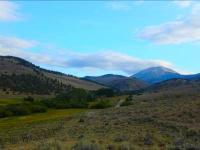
[[0, 36, 174, 75], [65, 51, 172, 74]]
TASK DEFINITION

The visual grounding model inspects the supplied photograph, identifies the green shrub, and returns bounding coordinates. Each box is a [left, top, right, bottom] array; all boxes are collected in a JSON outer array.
[[0, 106, 12, 118], [114, 134, 129, 142], [35, 140, 62, 150], [118, 143, 132, 150], [0, 103, 47, 118], [143, 133, 153, 145], [29, 104, 47, 113], [7, 104, 31, 116], [72, 141, 101, 150], [126, 94, 133, 101], [121, 101, 132, 106], [89, 100, 112, 109], [24, 96, 34, 103], [95, 88, 114, 97]]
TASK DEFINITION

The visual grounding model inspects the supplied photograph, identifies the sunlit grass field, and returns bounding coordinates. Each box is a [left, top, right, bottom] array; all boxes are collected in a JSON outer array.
[[0, 109, 86, 133], [0, 98, 22, 106]]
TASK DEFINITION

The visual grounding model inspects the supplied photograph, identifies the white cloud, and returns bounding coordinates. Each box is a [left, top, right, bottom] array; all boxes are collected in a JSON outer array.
[[0, 36, 59, 67], [0, 37, 37, 49], [0, 1, 21, 21], [64, 51, 173, 74], [174, 0, 192, 8], [106, 1, 131, 11], [138, 3, 200, 44]]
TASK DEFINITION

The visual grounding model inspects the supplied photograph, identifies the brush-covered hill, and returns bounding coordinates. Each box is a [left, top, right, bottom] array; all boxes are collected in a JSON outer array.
[[84, 74, 148, 91], [0, 56, 104, 95], [144, 78, 200, 95]]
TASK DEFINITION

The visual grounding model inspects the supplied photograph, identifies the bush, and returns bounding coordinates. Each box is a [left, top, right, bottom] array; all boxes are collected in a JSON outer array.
[[95, 88, 114, 97], [24, 96, 34, 103], [143, 133, 153, 145], [35, 140, 62, 150], [41, 98, 88, 109], [0, 103, 47, 118], [72, 141, 101, 150], [0, 106, 12, 118], [29, 104, 47, 113], [118, 143, 132, 150], [114, 134, 129, 142], [121, 101, 132, 106], [89, 100, 112, 109], [6, 104, 31, 116], [121, 95, 134, 106], [126, 94, 133, 101]]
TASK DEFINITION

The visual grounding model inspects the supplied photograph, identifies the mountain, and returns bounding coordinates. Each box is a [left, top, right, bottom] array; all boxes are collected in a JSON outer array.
[[0, 56, 104, 95], [181, 73, 200, 80], [132, 66, 181, 84], [83, 74, 148, 91]]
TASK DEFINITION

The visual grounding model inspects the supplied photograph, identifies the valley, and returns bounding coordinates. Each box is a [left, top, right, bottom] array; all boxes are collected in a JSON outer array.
[[0, 56, 200, 150]]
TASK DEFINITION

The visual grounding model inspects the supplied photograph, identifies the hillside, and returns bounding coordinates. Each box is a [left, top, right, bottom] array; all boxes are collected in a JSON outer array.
[[84, 74, 148, 91], [0, 56, 104, 95]]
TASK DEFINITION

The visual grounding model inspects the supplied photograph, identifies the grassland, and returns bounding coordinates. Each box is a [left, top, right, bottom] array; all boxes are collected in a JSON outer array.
[[0, 90, 200, 149]]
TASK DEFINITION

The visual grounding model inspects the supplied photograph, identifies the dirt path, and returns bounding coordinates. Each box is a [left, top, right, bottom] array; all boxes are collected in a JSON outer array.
[[115, 99, 125, 108]]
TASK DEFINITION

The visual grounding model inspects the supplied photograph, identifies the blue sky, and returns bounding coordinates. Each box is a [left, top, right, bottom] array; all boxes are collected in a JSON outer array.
[[0, 1, 199, 77]]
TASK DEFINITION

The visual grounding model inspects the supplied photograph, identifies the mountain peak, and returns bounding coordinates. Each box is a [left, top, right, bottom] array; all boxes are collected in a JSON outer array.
[[140, 66, 178, 74], [132, 66, 180, 84]]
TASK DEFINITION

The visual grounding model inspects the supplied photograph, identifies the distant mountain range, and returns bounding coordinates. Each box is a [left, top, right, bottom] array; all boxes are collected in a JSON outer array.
[[83, 66, 200, 92], [0, 55, 200, 95]]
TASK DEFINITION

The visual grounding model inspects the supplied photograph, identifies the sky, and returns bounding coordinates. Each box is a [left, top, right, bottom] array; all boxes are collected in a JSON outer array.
[[0, 0, 200, 77]]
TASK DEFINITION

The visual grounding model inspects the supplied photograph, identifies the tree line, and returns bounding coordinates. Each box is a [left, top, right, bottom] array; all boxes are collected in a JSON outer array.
[[0, 88, 115, 118]]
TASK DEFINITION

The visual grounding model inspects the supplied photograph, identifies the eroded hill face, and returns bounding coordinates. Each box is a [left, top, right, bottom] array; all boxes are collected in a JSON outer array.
[[0, 56, 104, 95]]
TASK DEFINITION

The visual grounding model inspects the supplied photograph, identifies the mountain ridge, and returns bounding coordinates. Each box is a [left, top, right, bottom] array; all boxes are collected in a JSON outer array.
[[83, 74, 148, 91]]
